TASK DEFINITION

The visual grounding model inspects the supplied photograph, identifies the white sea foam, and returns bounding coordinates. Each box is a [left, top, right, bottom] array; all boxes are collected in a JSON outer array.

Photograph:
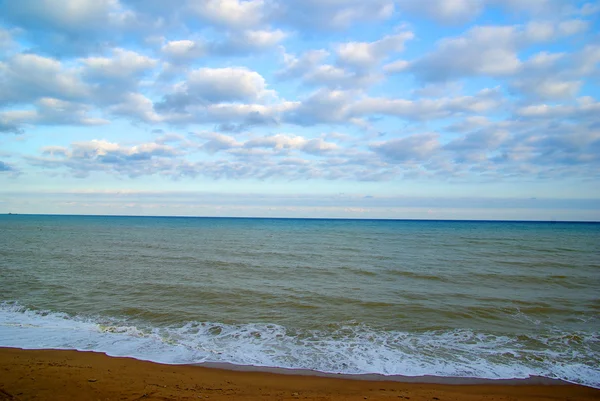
[[0, 302, 598, 388]]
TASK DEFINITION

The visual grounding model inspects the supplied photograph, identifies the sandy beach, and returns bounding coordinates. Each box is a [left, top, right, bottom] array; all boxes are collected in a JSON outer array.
[[0, 348, 598, 401]]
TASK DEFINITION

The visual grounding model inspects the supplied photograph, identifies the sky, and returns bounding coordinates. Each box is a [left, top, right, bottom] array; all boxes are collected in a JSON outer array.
[[0, 0, 599, 220]]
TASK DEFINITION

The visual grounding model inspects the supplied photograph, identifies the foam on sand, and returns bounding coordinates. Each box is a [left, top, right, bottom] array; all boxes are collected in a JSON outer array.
[[1, 302, 598, 388]]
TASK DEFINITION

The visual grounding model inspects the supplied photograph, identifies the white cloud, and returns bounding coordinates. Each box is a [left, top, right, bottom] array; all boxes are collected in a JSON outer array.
[[371, 133, 441, 163], [209, 28, 288, 55], [193, 132, 339, 156], [572, 45, 600, 75], [244, 134, 338, 154], [44, 139, 174, 160], [397, 0, 484, 24], [245, 134, 308, 150], [0, 28, 15, 52], [195, 132, 241, 152], [351, 88, 503, 120], [511, 78, 581, 100], [150, 99, 297, 128], [185, 67, 271, 102], [0, 53, 90, 105], [302, 138, 338, 154], [336, 32, 414, 70], [155, 67, 275, 114], [304, 65, 381, 89], [0, 98, 108, 127], [188, 0, 266, 29], [282, 87, 505, 127], [284, 89, 355, 125], [397, 0, 595, 24], [1, 0, 122, 32], [81, 48, 157, 81], [407, 21, 588, 82], [494, 0, 588, 18], [557, 19, 589, 35], [408, 26, 521, 81], [277, 49, 330, 80], [0, 0, 135, 57], [241, 29, 287, 48], [446, 116, 491, 133], [34, 138, 180, 177], [160, 28, 286, 62], [524, 21, 556, 42], [205, 102, 293, 120], [306, 65, 349, 82], [110, 93, 163, 123], [446, 128, 510, 152], [515, 97, 600, 120], [276, 49, 378, 89], [523, 51, 565, 69], [272, 0, 395, 30], [507, 47, 598, 100], [412, 82, 464, 98], [161, 40, 206, 63], [383, 60, 409, 74]]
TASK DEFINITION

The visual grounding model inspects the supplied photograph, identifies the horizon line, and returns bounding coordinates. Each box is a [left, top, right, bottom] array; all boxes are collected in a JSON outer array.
[[3, 213, 599, 224]]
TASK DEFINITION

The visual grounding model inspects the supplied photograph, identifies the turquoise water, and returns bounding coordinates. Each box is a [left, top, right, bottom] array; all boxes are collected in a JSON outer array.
[[0, 215, 599, 387]]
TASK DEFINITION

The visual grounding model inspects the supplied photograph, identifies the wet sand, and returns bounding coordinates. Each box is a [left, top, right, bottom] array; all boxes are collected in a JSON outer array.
[[0, 347, 598, 400]]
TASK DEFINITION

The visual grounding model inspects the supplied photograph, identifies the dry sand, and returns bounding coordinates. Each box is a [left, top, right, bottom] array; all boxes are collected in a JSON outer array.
[[0, 347, 598, 400]]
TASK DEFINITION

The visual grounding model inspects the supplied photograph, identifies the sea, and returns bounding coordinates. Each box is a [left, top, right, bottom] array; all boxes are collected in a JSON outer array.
[[0, 215, 598, 388]]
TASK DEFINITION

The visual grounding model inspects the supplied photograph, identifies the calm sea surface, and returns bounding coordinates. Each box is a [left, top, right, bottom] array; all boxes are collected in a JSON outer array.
[[0, 215, 598, 387]]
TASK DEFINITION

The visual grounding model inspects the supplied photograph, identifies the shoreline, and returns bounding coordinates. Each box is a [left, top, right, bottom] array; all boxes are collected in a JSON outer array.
[[1, 347, 598, 401], [194, 361, 571, 386], [3, 346, 575, 387]]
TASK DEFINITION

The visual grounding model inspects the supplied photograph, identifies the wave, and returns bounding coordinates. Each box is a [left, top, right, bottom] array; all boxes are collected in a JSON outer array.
[[0, 302, 598, 388]]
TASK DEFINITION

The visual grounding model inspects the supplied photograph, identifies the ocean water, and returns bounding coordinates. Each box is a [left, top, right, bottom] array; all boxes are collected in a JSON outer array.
[[0, 215, 599, 387]]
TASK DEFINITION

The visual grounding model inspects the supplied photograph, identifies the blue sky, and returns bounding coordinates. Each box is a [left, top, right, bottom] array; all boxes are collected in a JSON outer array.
[[0, 0, 599, 220]]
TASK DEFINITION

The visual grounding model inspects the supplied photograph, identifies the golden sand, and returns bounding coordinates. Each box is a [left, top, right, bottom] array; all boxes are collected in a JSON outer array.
[[0, 347, 598, 400]]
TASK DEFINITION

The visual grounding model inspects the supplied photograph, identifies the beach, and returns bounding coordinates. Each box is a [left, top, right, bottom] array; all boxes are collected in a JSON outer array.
[[1, 216, 599, 389], [2, 348, 599, 401]]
